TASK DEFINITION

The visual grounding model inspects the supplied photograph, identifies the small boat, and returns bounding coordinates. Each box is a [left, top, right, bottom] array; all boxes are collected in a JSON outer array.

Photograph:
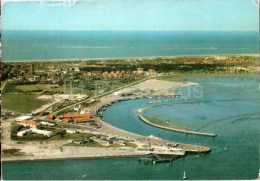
[[183, 171, 188, 180], [258, 169, 260, 179]]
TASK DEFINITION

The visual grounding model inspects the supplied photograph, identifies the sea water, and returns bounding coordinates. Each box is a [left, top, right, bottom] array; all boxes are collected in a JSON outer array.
[[2, 31, 259, 61], [2, 75, 260, 180]]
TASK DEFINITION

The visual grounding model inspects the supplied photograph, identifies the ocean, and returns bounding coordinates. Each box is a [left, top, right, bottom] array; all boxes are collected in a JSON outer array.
[[2, 31, 259, 61], [2, 75, 260, 180]]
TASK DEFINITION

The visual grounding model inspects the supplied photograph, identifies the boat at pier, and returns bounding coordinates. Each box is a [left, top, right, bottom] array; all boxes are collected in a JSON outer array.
[[183, 171, 188, 180]]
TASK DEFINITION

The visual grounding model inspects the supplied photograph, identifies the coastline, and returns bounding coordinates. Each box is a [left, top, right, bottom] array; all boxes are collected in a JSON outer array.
[[2, 79, 211, 162], [2, 53, 259, 63], [2, 151, 145, 163], [4, 73, 258, 163]]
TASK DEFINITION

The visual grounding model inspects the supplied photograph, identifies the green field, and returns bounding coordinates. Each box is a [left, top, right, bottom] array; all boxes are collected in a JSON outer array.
[[64, 141, 137, 148], [14, 84, 51, 92], [4, 83, 89, 94], [2, 93, 49, 113]]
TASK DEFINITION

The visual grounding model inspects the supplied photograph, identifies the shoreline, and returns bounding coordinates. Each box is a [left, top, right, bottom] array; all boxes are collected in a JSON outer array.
[[2, 53, 259, 63], [1, 77, 227, 163], [2, 152, 144, 163]]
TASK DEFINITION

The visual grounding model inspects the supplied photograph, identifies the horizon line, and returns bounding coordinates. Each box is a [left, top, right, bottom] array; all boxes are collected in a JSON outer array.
[[2, 53, 259, 63], [2, 30, 259, 32]]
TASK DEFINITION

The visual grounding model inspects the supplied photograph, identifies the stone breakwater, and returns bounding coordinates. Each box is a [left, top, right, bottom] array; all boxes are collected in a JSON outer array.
[[138, 109, 217, 137]]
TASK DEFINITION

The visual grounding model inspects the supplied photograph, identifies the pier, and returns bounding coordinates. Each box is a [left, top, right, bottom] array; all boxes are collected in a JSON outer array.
[[139, 114, 217, 137], [139, 153, 181, 164]]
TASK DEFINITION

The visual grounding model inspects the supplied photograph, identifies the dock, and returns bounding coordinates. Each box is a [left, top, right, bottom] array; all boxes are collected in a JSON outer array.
[[139, 153, 181, 164]]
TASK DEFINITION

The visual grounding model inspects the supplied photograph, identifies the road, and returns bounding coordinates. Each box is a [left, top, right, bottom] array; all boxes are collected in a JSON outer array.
[[52, 75, 161, 115]]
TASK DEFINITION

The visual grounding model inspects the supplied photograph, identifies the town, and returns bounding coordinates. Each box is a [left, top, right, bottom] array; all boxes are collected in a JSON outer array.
[[1, 55, 259, 161]]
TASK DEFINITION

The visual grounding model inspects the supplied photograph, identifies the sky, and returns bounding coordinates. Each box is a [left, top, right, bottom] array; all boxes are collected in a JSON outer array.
[[2, 0, 259, 31]]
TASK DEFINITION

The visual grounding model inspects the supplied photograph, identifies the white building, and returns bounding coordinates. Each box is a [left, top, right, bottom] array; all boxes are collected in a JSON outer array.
[[113, 92, 122, 96], [15, 115, 32, 122], [31, 128, 54, 137], [65, 129, 77, 134], [40, 121, 55, 127], [17, 129, 31, 137]]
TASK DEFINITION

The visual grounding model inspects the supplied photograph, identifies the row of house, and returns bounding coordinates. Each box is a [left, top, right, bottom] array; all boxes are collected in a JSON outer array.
[[61, 113, 93, 124], [16, 128, 54, 137], [83, 68, 157, 80]]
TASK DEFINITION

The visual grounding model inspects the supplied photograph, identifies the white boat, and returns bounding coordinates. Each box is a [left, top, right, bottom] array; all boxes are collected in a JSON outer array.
[[183, 171, 187, 180]]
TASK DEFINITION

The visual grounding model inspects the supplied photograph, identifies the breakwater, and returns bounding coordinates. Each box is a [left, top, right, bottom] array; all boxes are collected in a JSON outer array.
[[138, 111, 217, 137]]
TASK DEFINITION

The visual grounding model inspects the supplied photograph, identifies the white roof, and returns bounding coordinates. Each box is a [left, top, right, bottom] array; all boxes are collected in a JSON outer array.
[[15, 115, 32, 121]]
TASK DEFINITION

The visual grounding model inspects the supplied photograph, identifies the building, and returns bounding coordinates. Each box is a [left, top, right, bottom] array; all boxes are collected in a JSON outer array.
[[61, 113, 92, 124], [62, 119, 69, 123], [62, 113, 91, 120], [65, 129, 77, 134], [40, 121, 55, 127], [20, 120, 39, 127], [47, 114, 55, 120], [15, 115, 32, 122], [17, 129, 31, 137], [136, 68, 144, 74], [31, 128, 54, 137]]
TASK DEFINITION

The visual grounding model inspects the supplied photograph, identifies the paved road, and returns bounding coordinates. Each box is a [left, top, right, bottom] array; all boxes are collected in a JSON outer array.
[[52, 76, 161, 115]]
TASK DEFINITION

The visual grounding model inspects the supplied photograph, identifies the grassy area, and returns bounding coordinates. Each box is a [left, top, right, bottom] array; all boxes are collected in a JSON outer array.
[[2, 149, 28, 157], [156, 74, 189, 82], [4, 83, 90, 95], [147, 117, 186, 130], [64, 141, 104, 147], [156, 72, 256, 82], [64, 141, 137, 148], [47, 133, 93, 141], [2, 93, 49, 113], [15, 84, 51, 92], [11, 130, 93, 142]]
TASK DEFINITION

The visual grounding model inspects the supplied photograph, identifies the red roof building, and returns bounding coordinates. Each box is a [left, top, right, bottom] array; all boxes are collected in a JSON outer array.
[[47, 114, 55, 120], [20, 120, 39, 127], [61, 113, 92, 124], [62, 113, 91, 120]]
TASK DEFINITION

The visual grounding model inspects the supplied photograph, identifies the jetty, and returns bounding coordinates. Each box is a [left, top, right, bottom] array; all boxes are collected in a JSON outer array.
[[139, 114, 217, 137], [139, 153, 181, 164]]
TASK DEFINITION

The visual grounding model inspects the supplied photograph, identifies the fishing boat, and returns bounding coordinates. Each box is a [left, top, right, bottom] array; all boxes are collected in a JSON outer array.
[[183, 171, 188, 180]]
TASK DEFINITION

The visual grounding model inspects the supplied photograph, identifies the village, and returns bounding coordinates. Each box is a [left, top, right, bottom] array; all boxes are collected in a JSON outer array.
[[1, 55, 259, 162]]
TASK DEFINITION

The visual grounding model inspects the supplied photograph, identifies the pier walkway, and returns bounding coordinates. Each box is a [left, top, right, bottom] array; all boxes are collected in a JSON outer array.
[[139, 114, 217, 137]]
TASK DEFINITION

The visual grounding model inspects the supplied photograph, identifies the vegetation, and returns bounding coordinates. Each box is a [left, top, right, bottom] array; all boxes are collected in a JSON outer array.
[[145, 116, 186, 130], [47, 133, 93, 141], [2, 93, 49, 113], [2, 149, 28, 157], [64, 141, 103, 147], [11, 129, 93, 142], [64, 141, 137, 148], [10, 122, 93, 141]]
